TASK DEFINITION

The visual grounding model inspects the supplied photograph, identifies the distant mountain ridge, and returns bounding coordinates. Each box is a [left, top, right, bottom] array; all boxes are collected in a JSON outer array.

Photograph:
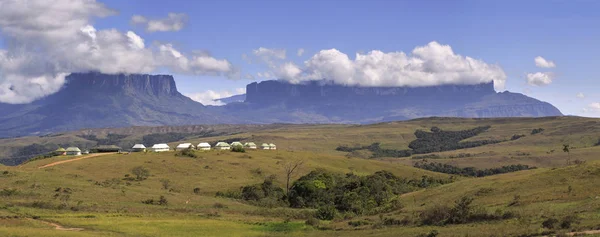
[[218, 80, 562, 123], [0, 73, 562, 138], [0, 73, 238, 138]]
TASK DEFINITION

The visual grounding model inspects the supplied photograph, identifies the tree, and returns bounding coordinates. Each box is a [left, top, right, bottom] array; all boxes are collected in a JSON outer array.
[[563, 144, 571, 165], [131, 166, 150, 181], [283, 159, 304, 195]]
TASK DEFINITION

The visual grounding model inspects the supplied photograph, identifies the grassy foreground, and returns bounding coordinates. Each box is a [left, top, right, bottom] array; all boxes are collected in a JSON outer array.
[[1, 117, 600, 236]]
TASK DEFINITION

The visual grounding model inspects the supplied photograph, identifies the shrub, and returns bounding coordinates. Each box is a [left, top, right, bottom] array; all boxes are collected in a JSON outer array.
[[316, 205, 337, 220], [0, 188, 19, 197], [131, 166, 150, 181], [305, 217, 321, 226], [511, 134, 526, 140], [193, 187, 201, 194], [175, 148, 197, 158], [141, 198, 155, 205], [531, 128, 545, 135], [542, 218, 559, 229], [158, 196, 168, 206], [560, 215, 579, 229], [231, 146, 245, 153]]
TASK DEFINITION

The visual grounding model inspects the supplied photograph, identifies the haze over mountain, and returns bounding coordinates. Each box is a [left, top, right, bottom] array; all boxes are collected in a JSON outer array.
[[0, 72, 563, 138]]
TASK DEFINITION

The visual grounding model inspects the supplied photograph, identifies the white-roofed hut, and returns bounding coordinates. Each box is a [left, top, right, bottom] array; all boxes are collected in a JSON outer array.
[[176, 143, 194, 151], [215, 142, 231, 150], [151, 144, 170, 152], [66, 147, 82, 156], [132, 144, 146, 152], [244, 142, 257, 149], [197, 142, 211, 151], [261, 143, 270, 150], [269, 143, 277, 150]]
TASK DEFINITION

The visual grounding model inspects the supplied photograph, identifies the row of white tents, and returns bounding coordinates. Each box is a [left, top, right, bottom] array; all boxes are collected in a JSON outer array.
[[132, 142, 277, 152]]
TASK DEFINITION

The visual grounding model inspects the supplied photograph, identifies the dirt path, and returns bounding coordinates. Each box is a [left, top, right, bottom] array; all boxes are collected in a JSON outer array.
[[38, 153, 115, 169], [26, 218, 84, 231]]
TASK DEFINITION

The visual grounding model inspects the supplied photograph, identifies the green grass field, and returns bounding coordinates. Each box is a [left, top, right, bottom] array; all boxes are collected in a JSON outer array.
[[1, 117, 600, 236]]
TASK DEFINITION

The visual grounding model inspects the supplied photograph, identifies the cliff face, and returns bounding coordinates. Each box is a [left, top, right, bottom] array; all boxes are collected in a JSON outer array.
[[65, 73, 180, 97], [0, 73, 239, 137], [220, 80, 562, 123], [246, 80, 496, 104]]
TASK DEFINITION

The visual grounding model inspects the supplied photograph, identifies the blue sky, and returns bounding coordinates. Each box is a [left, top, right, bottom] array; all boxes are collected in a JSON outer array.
[[2, 0, 599, 116]]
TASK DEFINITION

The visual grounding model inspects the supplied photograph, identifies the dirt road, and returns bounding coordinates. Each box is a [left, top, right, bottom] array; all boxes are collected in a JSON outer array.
[[38, 153, 115, 169]]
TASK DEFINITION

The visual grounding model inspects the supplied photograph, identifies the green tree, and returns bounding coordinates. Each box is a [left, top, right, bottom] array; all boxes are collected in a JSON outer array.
[[131, 166, 150, 181]]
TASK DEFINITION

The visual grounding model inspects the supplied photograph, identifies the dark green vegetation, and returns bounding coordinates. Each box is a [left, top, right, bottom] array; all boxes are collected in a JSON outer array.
[[413, 161, 535, 177], [225, 170, 451, 219], [337, 126, 505, 158]]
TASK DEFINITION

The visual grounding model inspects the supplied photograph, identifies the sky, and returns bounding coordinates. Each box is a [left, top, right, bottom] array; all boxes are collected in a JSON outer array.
[[0, 0, 599, 116]]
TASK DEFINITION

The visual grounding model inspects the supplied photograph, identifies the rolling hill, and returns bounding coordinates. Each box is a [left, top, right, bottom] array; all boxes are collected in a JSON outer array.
[[1, 117, 600, 236]]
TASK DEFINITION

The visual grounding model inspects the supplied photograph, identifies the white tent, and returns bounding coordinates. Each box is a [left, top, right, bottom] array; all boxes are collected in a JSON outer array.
[[66, 147, 82, 156], [215, 142, 231, 150], [244, 142, 257, 149], [197, 142, 211, 150], [269, 143, 277, 150], [261, 143, 270, 150], [151, 144, 170, 152], [176, 143, 194, 151], [132, 144, 146, 152]]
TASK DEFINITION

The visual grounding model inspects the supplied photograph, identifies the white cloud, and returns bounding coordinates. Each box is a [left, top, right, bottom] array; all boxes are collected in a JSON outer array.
[[270, 42, 506, 90], [0, 0, 235, 104], [576, 92, 585, 99], [243, 73, 255, 80], [534, 56, 556, 68], [297, 48, 305, 57], [526, 72, 554, 86], [131, 13, 188, 32], [256, 72, 274, 79], [589, 102, 600, 110], [130, 15, 147, 24], [185, 88, 246, 106]]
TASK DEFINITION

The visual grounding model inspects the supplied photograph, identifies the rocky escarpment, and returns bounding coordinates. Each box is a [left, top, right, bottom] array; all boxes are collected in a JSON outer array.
[[219, 80, 562, 123], [0, 73, 240, 138]]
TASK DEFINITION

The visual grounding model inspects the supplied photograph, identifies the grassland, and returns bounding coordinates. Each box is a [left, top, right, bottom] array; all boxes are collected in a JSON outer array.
[[1, 117, 600, 236]]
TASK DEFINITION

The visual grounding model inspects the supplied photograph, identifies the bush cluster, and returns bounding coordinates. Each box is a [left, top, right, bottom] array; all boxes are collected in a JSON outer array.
[[413, 162, 535, 177]]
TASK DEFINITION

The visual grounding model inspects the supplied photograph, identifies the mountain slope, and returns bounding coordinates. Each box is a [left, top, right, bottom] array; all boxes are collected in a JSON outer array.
[[0, 73, 238, 137], [218, 80, 562, 123]]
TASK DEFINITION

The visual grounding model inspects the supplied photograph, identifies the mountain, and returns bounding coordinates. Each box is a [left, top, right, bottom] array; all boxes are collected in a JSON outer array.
[[0, 73, 238, 138], [218, 80, 562, 123], [0, 73, 563, 138]]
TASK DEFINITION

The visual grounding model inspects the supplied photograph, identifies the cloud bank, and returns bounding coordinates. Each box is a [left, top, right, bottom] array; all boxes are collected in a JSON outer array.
[[0, 0, 233, 104], [131, 13, 188, 32], [261, 42, 507, 90]]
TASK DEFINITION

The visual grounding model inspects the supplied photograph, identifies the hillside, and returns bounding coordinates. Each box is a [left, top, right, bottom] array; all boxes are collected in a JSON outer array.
[[1, 117, 600, 236]]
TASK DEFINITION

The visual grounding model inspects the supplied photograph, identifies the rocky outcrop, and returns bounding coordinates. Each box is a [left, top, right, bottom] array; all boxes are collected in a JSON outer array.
[[66, 73, 180, 97]]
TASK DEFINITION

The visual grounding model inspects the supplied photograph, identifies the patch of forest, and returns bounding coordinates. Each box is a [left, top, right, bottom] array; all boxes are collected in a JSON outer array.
[[217, 169, 453, 220], [337, 126, 510, 158], [413, 161, 535, 177]]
